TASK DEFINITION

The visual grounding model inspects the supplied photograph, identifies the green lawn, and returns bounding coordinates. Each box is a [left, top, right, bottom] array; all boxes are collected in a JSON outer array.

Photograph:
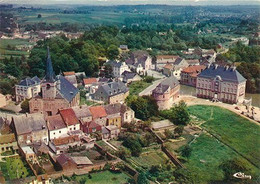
[[0, 157, 33, 180], [188, 105, 260, 167], [128, 81, 151, 96], [70, 170, 131, 184]]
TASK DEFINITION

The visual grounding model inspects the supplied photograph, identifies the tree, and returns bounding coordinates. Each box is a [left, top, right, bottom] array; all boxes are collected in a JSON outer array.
[[21, 99, 30, 112], [219, 158, 252, 182], [171, 101, 190, 125], [116, 147, 131, 160], [137, 172, 149, 184], [181, 145, 192, 158], [107, 45, 119, 60], [174, 126, 184, 137], [164, 129, 174, 139], [122, 135, 142, 156], [103, 64, 113, 78]]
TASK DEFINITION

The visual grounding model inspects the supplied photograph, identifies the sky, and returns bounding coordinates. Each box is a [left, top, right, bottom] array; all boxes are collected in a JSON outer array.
[[0, 0, 260, 5]]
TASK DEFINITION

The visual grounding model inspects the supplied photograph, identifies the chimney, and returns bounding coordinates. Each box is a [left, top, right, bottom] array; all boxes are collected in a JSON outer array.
[[207, 64, 211, 69], [232, 66, 236, 71], [225, 65, 229, 71], [214, 64, 218, 69]]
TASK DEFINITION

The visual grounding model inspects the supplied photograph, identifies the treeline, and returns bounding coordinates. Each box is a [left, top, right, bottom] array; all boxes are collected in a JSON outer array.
[[219, 42, 260, 93]]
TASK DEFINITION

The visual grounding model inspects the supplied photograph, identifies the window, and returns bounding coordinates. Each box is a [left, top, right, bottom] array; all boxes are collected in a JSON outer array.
[[53, 132, 55, 135], [74, 127, 76, 130], [59, 131, 61, 133]]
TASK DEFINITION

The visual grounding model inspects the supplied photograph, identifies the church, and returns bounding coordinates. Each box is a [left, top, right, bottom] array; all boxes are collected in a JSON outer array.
[[29, 48, 80, 117]]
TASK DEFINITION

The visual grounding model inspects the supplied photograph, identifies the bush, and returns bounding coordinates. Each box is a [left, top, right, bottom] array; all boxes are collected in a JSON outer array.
[[181, 145, 192, 158], [21, 99, 30, 112]]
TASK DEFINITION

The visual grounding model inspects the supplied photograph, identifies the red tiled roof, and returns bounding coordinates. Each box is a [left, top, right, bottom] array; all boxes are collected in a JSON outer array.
[[89, 106, 107, 119], [86, 121, 101, 129], [163, 63, 174, 70], [83, 78, 97, 85], [59, 108, 79, 126], [63, 71, 75, 76], [182, 65, 206, 73]]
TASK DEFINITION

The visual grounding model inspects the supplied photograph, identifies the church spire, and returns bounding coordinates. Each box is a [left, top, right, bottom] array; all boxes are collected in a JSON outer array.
[[45, 46, 55, 82]]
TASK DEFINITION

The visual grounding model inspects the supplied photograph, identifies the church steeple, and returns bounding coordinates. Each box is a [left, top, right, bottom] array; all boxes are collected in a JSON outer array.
[[45, 46, 55, 82]]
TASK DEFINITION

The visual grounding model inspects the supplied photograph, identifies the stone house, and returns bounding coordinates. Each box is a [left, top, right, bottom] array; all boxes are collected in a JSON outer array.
[[72, 105, 93, 123], [104, 103, 135, 125], [162, 63, 174, 77], [82, 121, 102, 134], [172, 57, 189, 80], [102, 125, 120, 140], [0, 133, 18, 154], [15, 76, 41, 102], [156, 55, 179, 71], [125, 50, 153, 74], [91, 80, 129, 104], [196, 64, 246, 104], [107, 61, 131, 78], [0, 93, 6, 108], [63, 71, 78, 88], [122, 71, 142, 84], [180, 65, 206, 87], [12, 113, 48, 145], [89, 106, 108, 126], [29, 48, 80, 117], [152, 76, 180, 110], [83, 78, 98, 89]]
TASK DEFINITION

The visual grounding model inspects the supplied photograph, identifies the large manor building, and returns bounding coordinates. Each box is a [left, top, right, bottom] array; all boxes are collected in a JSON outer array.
[[29, 48, 80, 117], [196, 64, 246, 104]]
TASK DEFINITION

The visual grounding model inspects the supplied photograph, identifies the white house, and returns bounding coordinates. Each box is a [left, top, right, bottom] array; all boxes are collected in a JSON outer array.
[[15, 76, 41, 102]]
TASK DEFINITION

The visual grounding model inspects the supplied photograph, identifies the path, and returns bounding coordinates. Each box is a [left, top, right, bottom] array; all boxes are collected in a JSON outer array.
[[139, 78, 165, 96], [103, 140, 118, 151]]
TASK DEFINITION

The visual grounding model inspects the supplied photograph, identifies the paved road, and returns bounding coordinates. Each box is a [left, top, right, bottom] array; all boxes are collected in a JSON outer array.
[[139, 78, 165, 96]]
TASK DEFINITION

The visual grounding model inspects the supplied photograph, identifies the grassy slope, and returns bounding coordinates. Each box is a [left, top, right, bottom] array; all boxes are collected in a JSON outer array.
[[128, 80, 151, 96], [71, 170, 131, 184], [183, 105, 260, 183], [0, 39, 31, 57], [188, 105, 260, 167]]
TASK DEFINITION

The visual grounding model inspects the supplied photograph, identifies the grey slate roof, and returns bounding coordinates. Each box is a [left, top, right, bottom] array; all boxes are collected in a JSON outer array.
[[198, 65, 246, 83], [56, 75, 79, 102], [18, 76, 40, 86], [13, 114, 47, 136], [153, 76, 179, 94], [122, 71, 137, 80], [96, 80, 128, 97]]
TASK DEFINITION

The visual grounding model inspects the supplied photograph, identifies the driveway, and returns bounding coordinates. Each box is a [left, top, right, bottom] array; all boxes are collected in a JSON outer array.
[[139, 78, 165, 96]]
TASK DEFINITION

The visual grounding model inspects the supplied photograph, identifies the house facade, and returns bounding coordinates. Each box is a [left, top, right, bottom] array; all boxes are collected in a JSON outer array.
[[0, 133, 18, 154], [29, 48, 80, 117], [152, 76, 180, 110], [196, 64, 246, 104], [181, 65, 206, 87], [15, 76, 41, 102], [63, 71, 78, 88], [156, 55, 179, 71]]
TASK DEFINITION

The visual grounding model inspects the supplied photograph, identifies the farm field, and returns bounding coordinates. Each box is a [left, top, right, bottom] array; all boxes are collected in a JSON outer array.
[[188, 105, 260, 167], [0, 39, 31, 58], [0, 156, 33, 180], [66, 170, 131, 184]]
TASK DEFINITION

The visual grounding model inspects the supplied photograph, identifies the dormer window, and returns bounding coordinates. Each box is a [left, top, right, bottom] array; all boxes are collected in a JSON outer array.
[[46, 84, 51, 89]]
